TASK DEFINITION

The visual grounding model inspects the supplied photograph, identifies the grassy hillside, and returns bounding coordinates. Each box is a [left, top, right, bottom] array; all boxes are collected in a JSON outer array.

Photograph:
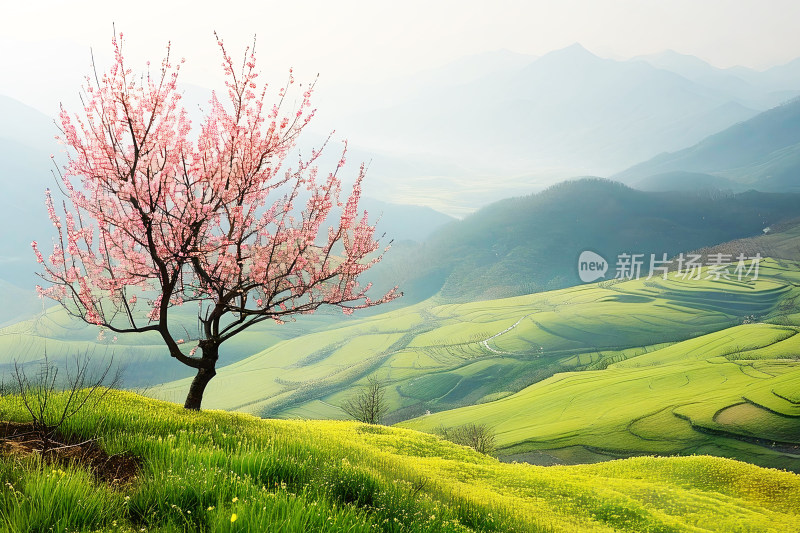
[[1, 390, 799, 532], [153, 258, 799, 443], [401, 321, 800, 471]]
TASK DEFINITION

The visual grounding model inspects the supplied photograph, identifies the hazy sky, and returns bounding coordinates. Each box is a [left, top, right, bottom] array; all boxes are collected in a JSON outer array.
[[2, 0, 800, 116]]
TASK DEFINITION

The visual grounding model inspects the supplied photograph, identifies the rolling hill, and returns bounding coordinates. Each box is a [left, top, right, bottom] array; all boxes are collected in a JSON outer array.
[[369, 179, 800, 303], [148, 256, 800, 472], [2, 391, 798, 532], [0, 302, 362, 389], [401, 319, 800, 471]]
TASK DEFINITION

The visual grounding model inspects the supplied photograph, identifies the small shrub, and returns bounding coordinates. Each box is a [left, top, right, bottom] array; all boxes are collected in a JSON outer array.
[[436, 423, 496, 455], [341, 375, 388, 425], [8, 352, 120, 450]]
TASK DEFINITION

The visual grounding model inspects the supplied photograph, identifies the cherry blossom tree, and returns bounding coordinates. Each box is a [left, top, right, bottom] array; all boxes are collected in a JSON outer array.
[[32, 34, 399, 410]]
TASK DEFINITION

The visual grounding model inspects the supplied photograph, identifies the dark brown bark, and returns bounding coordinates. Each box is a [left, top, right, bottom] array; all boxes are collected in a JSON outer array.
[[183, 343, 219, 410], [184, 367, 216, 410]]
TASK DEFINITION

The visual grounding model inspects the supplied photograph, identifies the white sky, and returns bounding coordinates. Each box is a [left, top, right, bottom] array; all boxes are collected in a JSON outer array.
[[2, 0, 800, 117]]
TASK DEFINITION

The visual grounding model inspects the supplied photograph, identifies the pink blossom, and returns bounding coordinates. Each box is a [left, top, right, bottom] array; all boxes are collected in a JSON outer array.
[[32, 33, 400, 408]]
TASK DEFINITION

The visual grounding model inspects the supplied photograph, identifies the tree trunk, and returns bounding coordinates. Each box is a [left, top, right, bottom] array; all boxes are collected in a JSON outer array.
[[184, 366, 216, 410], [184, 343, 219, 410]]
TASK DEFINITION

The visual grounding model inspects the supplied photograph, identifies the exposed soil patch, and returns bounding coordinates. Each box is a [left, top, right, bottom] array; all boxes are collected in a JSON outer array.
[[0, 420, 140, 486]]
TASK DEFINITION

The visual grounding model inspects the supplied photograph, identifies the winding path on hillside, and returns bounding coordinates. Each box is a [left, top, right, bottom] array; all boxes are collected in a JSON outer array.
[[481, 313, 535, 354]]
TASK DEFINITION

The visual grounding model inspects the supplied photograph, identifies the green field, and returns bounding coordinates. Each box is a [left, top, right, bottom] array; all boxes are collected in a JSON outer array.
[[1, 390, 798, 532], [143, 259, 800, 471], [6, 257, 800, 472], [400, 321, 800, 470]]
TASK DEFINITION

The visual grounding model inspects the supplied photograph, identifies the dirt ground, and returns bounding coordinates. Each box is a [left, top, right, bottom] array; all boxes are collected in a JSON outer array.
[[0, 420, 140, 485]]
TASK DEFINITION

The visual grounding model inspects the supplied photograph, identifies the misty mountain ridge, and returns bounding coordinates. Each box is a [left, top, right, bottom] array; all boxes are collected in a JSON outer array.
[[615, 97, 800, 191], [631, 50, 800, 109], [4, 43, 800, 302], [6, 44, 800, 216], [341, 43, 763, 173], [324, 43, 800, 212], [630, 171, 745, 193]]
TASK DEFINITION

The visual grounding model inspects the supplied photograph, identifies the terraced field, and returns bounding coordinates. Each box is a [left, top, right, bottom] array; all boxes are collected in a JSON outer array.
[[151, 258, 800, 468], [401, 321, 800, 470], [9, 256, 799, 470]]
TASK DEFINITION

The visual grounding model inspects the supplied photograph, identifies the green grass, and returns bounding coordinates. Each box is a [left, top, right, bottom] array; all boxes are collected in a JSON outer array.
[[6, 259, 800, 474], [1, 391, 799, 532], [150, 259, 798, 428]]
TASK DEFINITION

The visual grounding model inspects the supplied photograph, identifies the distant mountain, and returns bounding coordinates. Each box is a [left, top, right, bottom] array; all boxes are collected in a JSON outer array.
[[632, 50, 799, 109], [0, 96, 60, 289], [729, 57, 800, 95], [311, 49, 538, 125], [315, 45, 800, 214], [614, 98, 800, 191], [360, 198, 454, 243], [0, 95, 57, 147], [369, 179, 800, 302], [339, 44, 762, 179], [7, 48, 800, 218]]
